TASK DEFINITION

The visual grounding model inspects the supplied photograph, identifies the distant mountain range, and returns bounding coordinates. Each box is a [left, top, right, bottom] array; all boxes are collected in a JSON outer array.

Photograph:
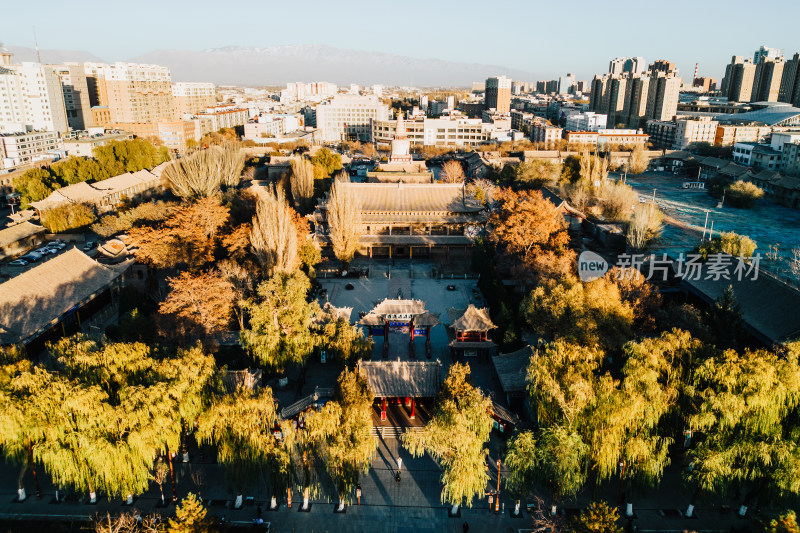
[[7, 45, 105, 64], [7, 44, 537, 87]]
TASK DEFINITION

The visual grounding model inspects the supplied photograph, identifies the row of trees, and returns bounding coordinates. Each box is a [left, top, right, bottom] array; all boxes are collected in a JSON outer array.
[[0, 338, 381, 513], [13, 139, 169, 207], [503, 331, 800, 520]]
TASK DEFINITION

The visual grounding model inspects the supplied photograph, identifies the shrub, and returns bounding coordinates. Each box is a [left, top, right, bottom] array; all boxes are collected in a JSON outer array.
[[725, 180, 764, 208], [698, 231, 757, 259], [40, 203, 97, 233]]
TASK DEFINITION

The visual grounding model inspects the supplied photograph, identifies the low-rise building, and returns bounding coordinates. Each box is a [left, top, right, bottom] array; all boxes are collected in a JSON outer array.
[[0, 221, 45, 259], [30, 163, 167, 212], [715, 124, 772, 146], [1, 131, 62, 168], [673, 117, 718, 149], [565, 129, 648, 148], [312, 182, 487, 261], [195, 106, 249, 135], [371, 116, 486, 147], [733, 142, 757, 165], [751, 144, 782, 170], [0, 248, 131, 353], [771, 131, 800, 152], [781, 142, 800, 175], [645, 120, 676, 149], [564, 112, 607, 132], [529, 123, 563, 146], [243, 114, 302, 142], [62, 132, 133, 157], [110, 120, 199, 152]]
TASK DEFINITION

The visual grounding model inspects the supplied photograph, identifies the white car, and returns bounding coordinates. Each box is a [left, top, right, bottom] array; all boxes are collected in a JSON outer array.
[[46, 241, 66, 250], [8, 259, 28, 266], [34, 247, 56, 255]]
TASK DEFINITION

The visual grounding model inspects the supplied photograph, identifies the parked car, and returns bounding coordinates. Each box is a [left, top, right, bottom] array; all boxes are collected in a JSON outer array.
[[34, 247, 56, 255], [82, 241, 97, 251], [8, 259, 28, 266], [46, 241, 66, 250], [20, 252, 41, 262]]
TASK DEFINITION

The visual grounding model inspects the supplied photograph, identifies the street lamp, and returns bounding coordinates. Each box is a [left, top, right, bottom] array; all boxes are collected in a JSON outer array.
[[495, 459, 501, 514]]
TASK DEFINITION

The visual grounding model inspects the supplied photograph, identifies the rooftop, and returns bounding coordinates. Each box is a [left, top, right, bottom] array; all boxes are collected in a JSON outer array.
[[448, 304, 496, 332], [0, 221, 45, 248], [333, 182, 484, 214], [715, 105, 800, 127], [681, 262, 800, 345], [0, 248, 130, 345], [358, 360, 442, 398], [491, 345, 534, 394]]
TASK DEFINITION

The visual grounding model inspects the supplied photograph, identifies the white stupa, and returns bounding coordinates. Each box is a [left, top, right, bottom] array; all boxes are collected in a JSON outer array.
[[388, 112, 413, 164]]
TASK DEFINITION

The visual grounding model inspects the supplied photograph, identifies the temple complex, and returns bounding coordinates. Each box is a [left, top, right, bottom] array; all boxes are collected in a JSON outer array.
[[312, 181, 487, 261]]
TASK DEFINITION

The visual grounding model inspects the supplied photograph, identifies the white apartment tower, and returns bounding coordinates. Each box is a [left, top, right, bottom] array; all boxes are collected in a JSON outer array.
[[0, 50, 69, 134], [315, 94, 390, 142]]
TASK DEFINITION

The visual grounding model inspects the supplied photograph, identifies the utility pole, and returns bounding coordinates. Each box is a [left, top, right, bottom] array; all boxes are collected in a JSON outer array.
[[701, 210, 709, 242]]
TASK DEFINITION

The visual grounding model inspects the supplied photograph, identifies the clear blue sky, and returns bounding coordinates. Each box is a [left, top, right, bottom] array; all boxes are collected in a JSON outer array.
[[4, 0, 800, 81]]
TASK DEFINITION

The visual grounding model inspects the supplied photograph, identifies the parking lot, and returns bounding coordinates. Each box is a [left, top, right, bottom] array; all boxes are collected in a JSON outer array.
[[0, 238, 97, 279]]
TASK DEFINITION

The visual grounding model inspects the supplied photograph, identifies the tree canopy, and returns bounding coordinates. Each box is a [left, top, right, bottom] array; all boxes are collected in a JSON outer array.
[[403, 363, 493, 508]]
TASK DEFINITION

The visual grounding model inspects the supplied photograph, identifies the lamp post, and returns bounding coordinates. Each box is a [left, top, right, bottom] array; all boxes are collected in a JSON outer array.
[[495, 459, 501, 514]]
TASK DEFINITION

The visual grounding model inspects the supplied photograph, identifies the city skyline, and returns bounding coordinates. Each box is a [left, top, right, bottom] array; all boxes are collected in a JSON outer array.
[[3, 0, 800, 84]]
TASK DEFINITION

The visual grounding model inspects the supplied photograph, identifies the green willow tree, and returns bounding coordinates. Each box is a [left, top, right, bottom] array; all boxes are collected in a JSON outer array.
[[196, 386, 286, 509], [309, 369, 377, 510], [0, 347, 43, 501], [687, 348, 800, 518], [505, 426, 588, 517], [241, 271, 320, 376], [1, 337, 215, 503], [403, 363, 493, 514], [524, 340, 604, 514]]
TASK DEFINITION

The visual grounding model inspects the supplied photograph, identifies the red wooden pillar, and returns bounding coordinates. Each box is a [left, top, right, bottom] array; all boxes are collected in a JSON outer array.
[[381, 398, 387, 421], [410, 398, 416, 419]]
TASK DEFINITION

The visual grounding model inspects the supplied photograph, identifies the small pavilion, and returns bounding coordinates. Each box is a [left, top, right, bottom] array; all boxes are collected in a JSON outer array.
[[447, 304, 497, 361], [358, 299, 439, 358]]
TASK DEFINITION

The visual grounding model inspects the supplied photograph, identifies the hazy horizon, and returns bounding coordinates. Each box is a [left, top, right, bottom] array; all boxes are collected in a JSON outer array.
[[4, 0, 800, 83]]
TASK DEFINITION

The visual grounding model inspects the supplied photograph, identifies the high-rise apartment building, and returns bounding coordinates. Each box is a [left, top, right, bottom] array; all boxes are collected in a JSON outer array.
[[0, 53, 69, 134], [54, 64, 93, 130], [779, 53, 800, 107], [646, 73, 681, 122], [649, 60, 678, 76], [558, 73, 575, 95], [608, 57, 645, 76], [84, 62, 174, 124], [591, 67, 681, 128], [315, 94, 389, 142], [754, 45, 782, 65], [752, 58, 785, 102], [485, 76, 511, 113], [721, 56, 757, 102], [173, 82, 216, 117]]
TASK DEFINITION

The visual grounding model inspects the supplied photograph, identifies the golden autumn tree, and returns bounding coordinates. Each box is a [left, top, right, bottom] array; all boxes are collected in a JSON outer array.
[[489, 188, 575, 281], [326, 181, 362, 267], [128, 197, 230, 270], [159, 271, 236, 339]]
